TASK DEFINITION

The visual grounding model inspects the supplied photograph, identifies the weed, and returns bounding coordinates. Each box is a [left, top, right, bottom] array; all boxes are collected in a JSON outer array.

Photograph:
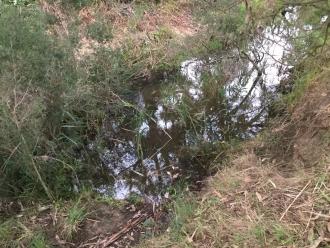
[[142, 218, 156, 229], [4, 222, 49, 248], [272, 224, 295, 246], [0, 5, 79, 198], [59, 0, 98, 9], [252, 224, 267, 245], [284, 68, 317, 107], [176, 98, 199, 134], [153, 26, 173, 42], [232, 232, 247, 246], [61, 199, 87, 240], [0, 3, 140, 199], [1, 0, 35, 5], [96, 195, 124, 208]]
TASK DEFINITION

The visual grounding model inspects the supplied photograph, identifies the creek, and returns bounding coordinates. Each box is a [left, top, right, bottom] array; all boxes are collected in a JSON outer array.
[[87, 21, 294, 202]]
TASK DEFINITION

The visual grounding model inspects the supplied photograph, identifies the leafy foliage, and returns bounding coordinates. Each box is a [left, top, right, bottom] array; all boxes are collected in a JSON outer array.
[[0, 5, 77, 198]]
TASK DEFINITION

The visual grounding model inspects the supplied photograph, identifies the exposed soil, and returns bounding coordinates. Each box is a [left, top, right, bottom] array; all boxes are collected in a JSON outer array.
[[21, 201, 168, 247], [76, 203, 170, 247], [75, 203, 151, 248]]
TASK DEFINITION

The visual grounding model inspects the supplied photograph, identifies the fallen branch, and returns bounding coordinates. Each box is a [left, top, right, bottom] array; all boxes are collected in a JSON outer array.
[[280, 180, 311, 221], [303, 211, 330, 220], [94, 210, 152, 248]]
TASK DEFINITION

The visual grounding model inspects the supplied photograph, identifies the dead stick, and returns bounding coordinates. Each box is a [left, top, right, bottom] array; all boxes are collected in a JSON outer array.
[[280, 180, 311, 221], [100, 212, 152, 247]]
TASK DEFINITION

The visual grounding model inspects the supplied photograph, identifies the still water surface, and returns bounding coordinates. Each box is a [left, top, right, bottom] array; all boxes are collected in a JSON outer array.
[[89, 22, 293, 201]]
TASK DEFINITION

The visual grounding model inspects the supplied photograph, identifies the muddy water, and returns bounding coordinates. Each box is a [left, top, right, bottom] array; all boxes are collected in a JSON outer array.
[[90, 24, 292, 201]]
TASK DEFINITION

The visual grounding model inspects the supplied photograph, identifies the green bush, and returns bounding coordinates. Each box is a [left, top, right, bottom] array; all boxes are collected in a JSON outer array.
[[0, 4, 142, 200], [0, 6, 81, 199]]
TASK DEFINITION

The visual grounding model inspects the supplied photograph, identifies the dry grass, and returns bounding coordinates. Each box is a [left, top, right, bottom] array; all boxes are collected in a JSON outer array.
[[35, 0, 203, 79], [67, 0, 202, 63], [101, 0, 200, 48]]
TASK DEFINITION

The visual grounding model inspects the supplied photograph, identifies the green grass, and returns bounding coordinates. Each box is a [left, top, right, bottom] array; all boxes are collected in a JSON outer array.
[[284, 69, 317, 107], [0, 220, 16, 247], [252, 224, 267, 245], [62, 199, 88, 240], [137, 181, 199, 243], [96, 195, 124, 207], [172, 198, 195, 230], [0, 219, 50, 248], [272, 224, 295, 246], [29, 233, 49, 248], [126, 193, 144, 206], [153, 26, 174, 42], [58, 0, 99, 9]]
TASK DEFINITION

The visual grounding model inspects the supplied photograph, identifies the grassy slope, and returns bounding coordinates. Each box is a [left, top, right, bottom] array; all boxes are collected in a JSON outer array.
[[139, 59, 330, 247]]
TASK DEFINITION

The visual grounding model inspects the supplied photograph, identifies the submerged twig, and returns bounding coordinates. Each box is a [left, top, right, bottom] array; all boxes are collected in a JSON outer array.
[[230, 51, 263, 115]]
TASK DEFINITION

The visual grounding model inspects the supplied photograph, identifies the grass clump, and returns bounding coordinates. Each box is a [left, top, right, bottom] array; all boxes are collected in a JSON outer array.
[[0, 220, 17, 247], [0, 219, 50, 248], [61, 198, 87, 240], [271, 224, 295, 246], [29, 233, 50, 248], [169, 196, 197, 241], [87, 19, 113, 42]]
